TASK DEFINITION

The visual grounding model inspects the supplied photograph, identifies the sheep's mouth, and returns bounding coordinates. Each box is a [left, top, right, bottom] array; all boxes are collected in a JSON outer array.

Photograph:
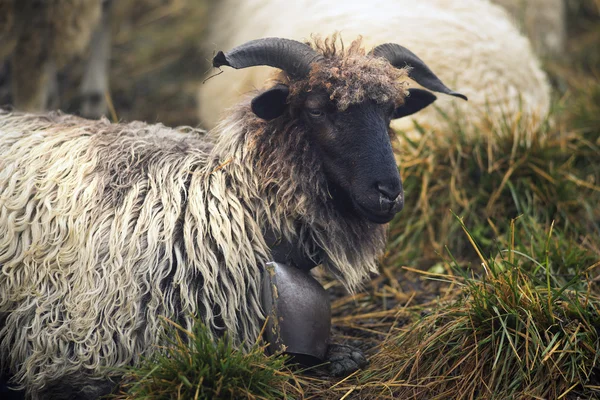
[[352, 199, 399, 224]]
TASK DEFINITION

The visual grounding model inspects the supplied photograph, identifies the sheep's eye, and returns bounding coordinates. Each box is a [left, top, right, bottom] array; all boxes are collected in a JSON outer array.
[[307, 109, 325, 118]]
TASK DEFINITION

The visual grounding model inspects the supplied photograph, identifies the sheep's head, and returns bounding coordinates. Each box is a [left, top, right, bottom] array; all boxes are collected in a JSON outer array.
[[213, 36, 467, 224]]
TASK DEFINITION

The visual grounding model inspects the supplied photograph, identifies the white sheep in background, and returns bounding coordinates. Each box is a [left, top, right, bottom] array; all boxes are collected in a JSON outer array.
[[0, 0, 112, 118], [198, 0, 551, 139]]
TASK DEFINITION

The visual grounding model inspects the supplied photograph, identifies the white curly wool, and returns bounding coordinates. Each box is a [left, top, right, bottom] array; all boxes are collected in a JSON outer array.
[[198, 0, 551, 138]]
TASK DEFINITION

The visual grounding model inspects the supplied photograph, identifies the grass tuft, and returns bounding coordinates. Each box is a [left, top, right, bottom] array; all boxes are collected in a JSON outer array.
[[114, 317, 300, 400]]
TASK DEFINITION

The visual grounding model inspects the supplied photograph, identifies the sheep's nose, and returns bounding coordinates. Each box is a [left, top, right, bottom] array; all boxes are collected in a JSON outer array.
[[377, 182, 402, 201]]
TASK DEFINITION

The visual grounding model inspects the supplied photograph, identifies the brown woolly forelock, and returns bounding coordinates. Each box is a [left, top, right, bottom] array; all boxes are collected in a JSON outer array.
[[284, 35, 411, 111]]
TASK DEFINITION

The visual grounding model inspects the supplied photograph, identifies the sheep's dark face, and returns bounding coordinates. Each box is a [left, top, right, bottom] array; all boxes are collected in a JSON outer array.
[[251, 84, 440, 224], [301, 91, 403, 224]]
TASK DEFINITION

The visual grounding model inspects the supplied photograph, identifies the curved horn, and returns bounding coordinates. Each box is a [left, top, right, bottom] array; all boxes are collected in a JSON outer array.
[[213, 37, 323, 79], [371, 43, 468, 101]]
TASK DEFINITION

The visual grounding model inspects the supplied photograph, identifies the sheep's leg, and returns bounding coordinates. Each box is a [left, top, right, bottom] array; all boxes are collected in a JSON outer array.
[[326, 343, 368, 377], [79, 0, 112, 119]]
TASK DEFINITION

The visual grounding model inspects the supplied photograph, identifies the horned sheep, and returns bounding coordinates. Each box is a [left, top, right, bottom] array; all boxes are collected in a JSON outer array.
[[198, 0, 552, 139], [0, 36, 466, 398], [0, 0, 112, 118]]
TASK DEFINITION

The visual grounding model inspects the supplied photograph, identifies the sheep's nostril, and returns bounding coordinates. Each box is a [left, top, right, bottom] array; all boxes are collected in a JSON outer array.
[[377, 183, 402, 201]]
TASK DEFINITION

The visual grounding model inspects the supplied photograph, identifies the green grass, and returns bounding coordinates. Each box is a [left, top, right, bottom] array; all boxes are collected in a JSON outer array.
[[384, 55, 600, 266], [114, 317, 300, 400]]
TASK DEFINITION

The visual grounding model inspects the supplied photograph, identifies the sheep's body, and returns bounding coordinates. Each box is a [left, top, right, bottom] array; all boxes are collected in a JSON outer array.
[[0, 0, 109, 117], [490, 0, 566, 58], [0, 105, 383, 398], [198, 0, 551, 137]]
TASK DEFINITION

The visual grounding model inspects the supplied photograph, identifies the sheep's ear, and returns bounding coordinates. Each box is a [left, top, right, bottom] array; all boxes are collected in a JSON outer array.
[[393, 89, 437, 119], [251, 84, 290, 120]]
